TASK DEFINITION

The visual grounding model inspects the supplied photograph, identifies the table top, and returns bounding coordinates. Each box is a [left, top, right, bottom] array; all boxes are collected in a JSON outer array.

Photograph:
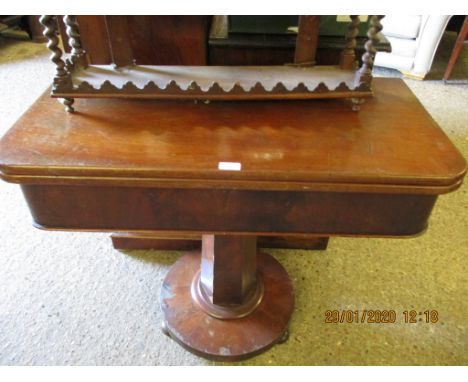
[[0, 78, 465, 194]]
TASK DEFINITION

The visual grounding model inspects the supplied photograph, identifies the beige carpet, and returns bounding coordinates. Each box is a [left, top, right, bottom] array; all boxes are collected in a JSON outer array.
[[0, 31, 467, 366]]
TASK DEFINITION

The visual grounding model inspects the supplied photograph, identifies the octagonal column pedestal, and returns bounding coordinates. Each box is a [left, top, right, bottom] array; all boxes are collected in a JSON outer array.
[[160, 234, 295, 361]]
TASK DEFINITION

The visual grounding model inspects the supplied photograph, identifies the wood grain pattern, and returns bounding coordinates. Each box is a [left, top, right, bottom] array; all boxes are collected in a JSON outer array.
[[161, 250, 294, 361], [126, 16, 209, 65], [21, 184, 436, 236], [294, 16, 320, 65], [199, 235, 258, 309], [76, 16, 112, 64], [104, 16, 134, 67], [0, 79, 465, 194], [0, 75, 465, 362], [66, 16, 209, 65]]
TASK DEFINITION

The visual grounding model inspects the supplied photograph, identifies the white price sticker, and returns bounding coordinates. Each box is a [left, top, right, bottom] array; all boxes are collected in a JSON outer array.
[[218, 162, 242, 171]]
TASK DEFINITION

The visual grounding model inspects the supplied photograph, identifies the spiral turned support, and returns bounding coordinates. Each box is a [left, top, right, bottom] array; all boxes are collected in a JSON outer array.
[[340, 15, 360, 70], [63, 15, 86, 69], [357, 15, 384, 86], [40, 15, 75, 113], [40, 15, 68, 79]]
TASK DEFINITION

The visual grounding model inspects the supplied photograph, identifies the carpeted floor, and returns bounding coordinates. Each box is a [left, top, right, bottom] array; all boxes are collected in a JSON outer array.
[[0, 30, 467, 366]]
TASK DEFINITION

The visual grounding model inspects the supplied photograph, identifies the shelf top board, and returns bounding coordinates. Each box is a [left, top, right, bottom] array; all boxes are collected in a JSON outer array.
[[0, 78, 465, 194]]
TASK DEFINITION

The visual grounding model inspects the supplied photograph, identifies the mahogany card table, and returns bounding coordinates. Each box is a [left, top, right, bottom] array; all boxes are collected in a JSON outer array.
[[0, 78, 465, 361]]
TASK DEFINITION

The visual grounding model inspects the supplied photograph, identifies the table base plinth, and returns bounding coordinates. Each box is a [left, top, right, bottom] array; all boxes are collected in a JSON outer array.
[[160, 250, 294, 361], [111, 233, 329, 251]]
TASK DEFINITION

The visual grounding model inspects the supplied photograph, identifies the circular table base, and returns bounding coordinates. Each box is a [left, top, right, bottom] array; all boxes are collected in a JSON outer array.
[[160, 251, 294, 361]]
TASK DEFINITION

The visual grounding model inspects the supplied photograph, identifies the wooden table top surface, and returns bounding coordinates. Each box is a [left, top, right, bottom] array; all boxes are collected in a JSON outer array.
[[0, 78, 465, 194]]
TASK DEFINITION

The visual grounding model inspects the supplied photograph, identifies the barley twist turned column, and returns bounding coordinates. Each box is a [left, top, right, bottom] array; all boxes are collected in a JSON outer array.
[[39, 15, 74, 113], [63, 15, 86, 68], [340, 15, 360, 70], [357, 15, 384, 85]]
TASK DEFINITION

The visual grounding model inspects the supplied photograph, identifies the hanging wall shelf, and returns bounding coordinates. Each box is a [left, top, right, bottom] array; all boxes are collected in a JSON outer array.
[[40, 15, 384, 112]]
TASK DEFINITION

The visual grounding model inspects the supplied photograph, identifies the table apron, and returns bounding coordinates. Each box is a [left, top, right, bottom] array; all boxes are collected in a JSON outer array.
[[20, 184, 437, 237]]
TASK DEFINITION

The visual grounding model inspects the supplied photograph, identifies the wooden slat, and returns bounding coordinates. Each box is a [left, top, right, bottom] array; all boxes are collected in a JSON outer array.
[[104, 16, 134, 67], [294, 16, 320, 65], [76, 16, 112, 64]]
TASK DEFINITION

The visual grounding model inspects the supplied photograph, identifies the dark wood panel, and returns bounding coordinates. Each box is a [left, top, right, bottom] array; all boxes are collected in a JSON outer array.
[[110, 233, 329, 250], [209, 45, 294, 66], [127, 16, 210, 65], [209, 34, 390, 65], [26, 16, 48, 43], [104, 16, 134, 67], [57, 16, 390, 66], [76, 16, 112, 63], [21, 185, 436, 237], [294, 16, 320, 65], [68, 16, 209, 65]]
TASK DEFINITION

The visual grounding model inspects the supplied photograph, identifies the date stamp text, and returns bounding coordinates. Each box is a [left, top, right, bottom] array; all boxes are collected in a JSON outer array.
[[324, 310, 439, 324]]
